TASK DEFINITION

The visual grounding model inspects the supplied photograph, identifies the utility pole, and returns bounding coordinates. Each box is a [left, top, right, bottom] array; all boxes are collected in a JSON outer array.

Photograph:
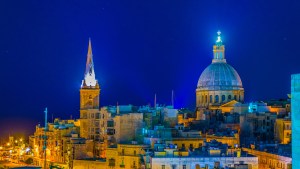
[[43, 107, 48, 169]]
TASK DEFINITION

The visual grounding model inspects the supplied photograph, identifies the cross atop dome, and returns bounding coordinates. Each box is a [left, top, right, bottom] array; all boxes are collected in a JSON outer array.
[[216, 30, 222, 46]]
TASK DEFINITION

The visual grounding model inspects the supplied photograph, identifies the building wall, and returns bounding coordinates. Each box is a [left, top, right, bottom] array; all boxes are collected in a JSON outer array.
[[206, 134, 239, 148], [151, 156, 258, 169], [274, 119, 291, 144], [292, 73, 300, 168], [165, 138, 204, 150], [243, 148, 291, 169], [73, 160, 106, 169], [79, 86, 101, 140], [105, 144, 149, 169], [79, 109, 100, 140], [114, 113, 143, 144]]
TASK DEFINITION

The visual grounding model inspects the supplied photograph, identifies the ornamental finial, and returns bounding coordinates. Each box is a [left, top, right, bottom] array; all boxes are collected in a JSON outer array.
[[216, 30, 222, 46]]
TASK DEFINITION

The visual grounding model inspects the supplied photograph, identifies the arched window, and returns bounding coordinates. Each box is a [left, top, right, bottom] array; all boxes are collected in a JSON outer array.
[[222, 95, 225, 102], [234, 95, 237, 101], [205, 95, 208, 103], [202, 95, 204, 103], [228, 95, 232, 100], [215, 95, 219, 103], [209, 95, 213, 103]]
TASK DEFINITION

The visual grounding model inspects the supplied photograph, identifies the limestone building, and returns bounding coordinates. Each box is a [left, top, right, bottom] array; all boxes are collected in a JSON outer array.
[[274, 118, 291, 144], [79, 39, 101, 141], [196, 31, 244, 109]]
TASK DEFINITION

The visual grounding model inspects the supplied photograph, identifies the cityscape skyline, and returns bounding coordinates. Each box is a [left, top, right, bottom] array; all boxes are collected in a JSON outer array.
[[1, 0, 299, 137]]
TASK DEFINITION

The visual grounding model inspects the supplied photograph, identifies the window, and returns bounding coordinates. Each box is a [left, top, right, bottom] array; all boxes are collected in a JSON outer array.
[[108, 158, 115, 166], [107, 120, 114, 127], [228, 95, 232, 100], [234, 95, 237, 100], [172, 165, 176, 169], [210, 95, 212, 103], [222, 95, 225, 102], [183, 165, 186, 169], [122, 149, 125, 155], [215, 95, 219, 103], [162, 165, 165, 169], [205, 95, 208, 103], [134, 150, 136, 156]]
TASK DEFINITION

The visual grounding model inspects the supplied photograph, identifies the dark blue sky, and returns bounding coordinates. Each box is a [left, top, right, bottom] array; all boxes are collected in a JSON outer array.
[[0, 0, 299, 136]]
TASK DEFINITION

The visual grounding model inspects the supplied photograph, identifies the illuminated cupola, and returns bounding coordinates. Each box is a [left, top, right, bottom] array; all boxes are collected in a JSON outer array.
[[82, 38, 98, 88], [196, 31, 244, 108]]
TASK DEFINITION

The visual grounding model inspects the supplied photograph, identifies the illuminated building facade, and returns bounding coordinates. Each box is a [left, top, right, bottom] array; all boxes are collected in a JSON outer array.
[[242, 148, 291, 169], [292, 74, 300, 168], [30, 119, 94, 168], [196, 31, 244, 109], [99, 105, 144, 158], [274, 118, 291, 144]]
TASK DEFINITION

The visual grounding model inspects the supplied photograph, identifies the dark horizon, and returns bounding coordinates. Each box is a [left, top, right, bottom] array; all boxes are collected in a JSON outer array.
[[0, 0, 299, 138]]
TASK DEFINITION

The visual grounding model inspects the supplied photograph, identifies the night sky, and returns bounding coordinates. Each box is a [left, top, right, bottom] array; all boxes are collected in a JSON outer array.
[[0, 0, 300, 137]]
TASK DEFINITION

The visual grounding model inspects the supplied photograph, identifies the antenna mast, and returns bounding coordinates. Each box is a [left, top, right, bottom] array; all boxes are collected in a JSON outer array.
[[171, 90, 174, 108], [43, 107, 48, 169]]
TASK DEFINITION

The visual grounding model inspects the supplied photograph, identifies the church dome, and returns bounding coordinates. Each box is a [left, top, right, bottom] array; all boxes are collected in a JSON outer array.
[[196, 31, 244, 108], [197, 62, 243, 90]]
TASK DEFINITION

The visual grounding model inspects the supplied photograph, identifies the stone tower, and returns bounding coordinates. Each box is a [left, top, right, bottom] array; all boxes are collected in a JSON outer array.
[[80, 38, 101, 140]]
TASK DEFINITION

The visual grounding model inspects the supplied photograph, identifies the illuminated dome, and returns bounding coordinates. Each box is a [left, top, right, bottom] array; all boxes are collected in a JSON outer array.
[[196, 31, 244, 108], [197, 62, 243, 90]]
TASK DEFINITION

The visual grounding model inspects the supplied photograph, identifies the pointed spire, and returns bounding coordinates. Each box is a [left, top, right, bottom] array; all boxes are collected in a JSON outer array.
[[82, 38, 97, 87], [212, 30, 226, 63]]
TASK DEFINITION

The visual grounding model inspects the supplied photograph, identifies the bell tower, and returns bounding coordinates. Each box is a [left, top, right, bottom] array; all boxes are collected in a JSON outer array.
[[79, 38, 101, 140], [80, 38, 100, 110]]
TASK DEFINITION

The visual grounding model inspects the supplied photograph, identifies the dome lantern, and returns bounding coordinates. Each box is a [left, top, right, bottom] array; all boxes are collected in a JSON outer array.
[[213, 31, 226, 63]]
